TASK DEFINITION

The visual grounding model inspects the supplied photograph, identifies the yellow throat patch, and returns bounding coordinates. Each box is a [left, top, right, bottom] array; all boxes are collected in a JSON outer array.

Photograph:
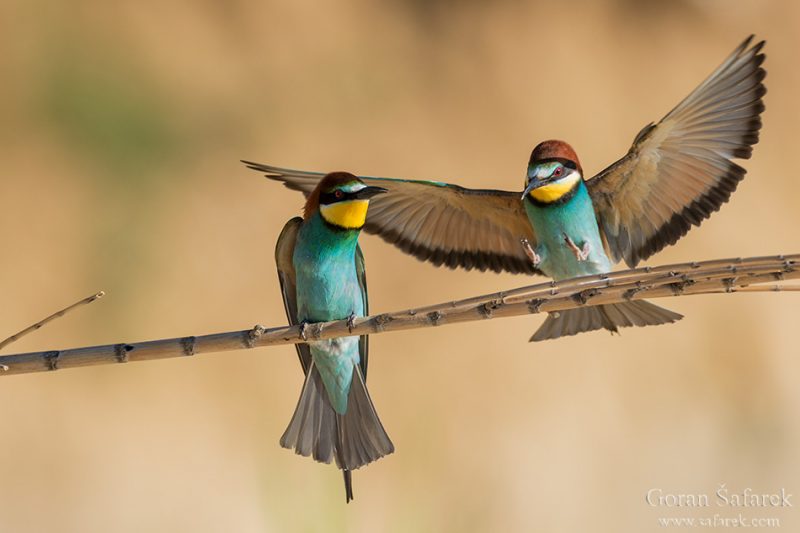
[[320, 199, 370, 229], [529, 173, 581, 203]]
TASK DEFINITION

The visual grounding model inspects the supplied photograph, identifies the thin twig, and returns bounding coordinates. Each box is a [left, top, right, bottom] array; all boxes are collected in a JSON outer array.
[[0, 255, 796, 377], [0, 291, 105, 359]]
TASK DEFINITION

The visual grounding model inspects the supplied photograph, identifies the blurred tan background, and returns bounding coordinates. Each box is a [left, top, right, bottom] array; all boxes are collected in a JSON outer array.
[[1, 0, 799, 531]]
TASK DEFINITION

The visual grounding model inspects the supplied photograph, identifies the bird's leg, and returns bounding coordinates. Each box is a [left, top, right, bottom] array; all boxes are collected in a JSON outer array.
[[563, 234, 590, 262], [520, 238, 541, 267], [347, 312, 357, 333]]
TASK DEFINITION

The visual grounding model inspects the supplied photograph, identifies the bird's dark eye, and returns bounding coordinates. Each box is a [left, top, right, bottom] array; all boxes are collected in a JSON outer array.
[[334, 190, 344, 199], [552, 166, 563, 178]]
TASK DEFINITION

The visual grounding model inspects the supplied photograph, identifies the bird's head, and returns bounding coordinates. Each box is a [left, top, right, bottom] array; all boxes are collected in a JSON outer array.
[[522, 140, 584, 204], [305, 172, 387, 229]]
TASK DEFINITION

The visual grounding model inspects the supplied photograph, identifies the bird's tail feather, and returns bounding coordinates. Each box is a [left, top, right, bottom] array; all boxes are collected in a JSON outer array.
[[280, 362, 394, 502], [530, 300, 682, 342]]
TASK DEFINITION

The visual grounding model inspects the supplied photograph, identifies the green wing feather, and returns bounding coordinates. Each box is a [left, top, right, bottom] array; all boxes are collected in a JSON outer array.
[[274, 217, 312, 374], [587, 36, 766, 267]]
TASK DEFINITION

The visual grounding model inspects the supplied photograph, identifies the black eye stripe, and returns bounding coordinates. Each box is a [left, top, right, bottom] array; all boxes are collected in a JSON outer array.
[[320, 190, 360, 204]]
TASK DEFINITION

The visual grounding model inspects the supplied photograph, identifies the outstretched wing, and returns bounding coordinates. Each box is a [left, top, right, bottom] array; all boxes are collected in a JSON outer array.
[[587, 35, 766, 267], [274, 217, 312, 374], [354, 244, 369, 379], [244, 161, 540, 275]]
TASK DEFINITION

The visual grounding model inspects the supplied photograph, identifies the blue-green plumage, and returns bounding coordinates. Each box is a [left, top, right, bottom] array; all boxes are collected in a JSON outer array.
[[274, 173, 393, 503], [524, 180, 612, 280], [293, 212, 364, 414], [520, 148, 682, 341]]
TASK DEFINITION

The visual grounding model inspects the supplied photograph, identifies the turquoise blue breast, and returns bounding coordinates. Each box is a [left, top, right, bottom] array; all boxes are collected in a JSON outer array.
[[524, 180, 613, 280], [293, 213, 364, 413]]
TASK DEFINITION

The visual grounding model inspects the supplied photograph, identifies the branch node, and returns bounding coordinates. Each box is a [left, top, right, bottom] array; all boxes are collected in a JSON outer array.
[[372, 314, 392, 332], [114, 343, 133, 363], [549, 281, 558, 296], [307, 323, 324, 340], [243, 325, 265, 349], [527, 298, 545, 314], [427, 311, 443, 326], [669, 279, 695, 295], [623, 287, 642, 301], [0, 364, 8, 371], [722, 277, 737, 293], [479, 299, 503, 318], [43, 350, 60, 371], [180, 336, 197, 356], [571, 289, 599, 305]]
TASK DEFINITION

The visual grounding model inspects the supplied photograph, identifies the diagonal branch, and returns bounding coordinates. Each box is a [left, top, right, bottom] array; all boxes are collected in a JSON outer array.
[[0, 291, 105, 371], [0, 255, 796, 377]]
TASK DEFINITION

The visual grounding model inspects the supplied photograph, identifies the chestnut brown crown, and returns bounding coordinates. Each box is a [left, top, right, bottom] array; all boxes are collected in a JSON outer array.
[[529, 140, 583, 176]]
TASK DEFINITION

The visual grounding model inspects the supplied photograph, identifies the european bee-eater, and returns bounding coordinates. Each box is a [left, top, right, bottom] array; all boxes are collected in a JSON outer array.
[[249, 36, 765, 341], [274, 172, 393, 502]]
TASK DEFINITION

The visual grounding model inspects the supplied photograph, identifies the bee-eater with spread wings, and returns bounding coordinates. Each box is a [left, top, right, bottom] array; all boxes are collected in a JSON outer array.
[[250, 36, 765, 341]]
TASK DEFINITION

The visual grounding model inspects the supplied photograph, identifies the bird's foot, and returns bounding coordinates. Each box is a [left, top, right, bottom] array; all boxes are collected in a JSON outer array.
[[520, 238, 541, 267], [564, 235, 590, 262], [346, 312, 357, 333], [299, 320, 310, 341]]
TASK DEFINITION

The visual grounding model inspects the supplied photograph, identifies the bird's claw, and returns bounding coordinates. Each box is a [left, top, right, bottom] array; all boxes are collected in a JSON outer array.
[[347, 312, 357, 333], [520, 238, 541, 267], [299, 320, 310, 341], [564, 235, 590, 262], [576, 242, 591, 262]]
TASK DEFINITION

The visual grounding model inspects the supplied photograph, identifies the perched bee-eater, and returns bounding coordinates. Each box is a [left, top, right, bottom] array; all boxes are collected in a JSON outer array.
[[274, 172, 393, 502], [248, 36, 765, 341]]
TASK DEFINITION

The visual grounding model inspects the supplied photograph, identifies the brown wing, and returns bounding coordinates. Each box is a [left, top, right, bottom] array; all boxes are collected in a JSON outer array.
[[274, 217, 312, 373], [587, 36, 766, 267], [354, 244, 369, 379], [245, 161, 540, 275]]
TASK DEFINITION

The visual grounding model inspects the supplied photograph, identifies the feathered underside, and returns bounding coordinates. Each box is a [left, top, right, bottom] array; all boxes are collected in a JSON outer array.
[[587, 35, 766, 267]]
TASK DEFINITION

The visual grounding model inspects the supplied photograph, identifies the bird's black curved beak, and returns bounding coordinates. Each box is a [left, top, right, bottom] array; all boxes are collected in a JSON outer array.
[[521, 178, 545, 200], [354, 186, 388, 199]]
